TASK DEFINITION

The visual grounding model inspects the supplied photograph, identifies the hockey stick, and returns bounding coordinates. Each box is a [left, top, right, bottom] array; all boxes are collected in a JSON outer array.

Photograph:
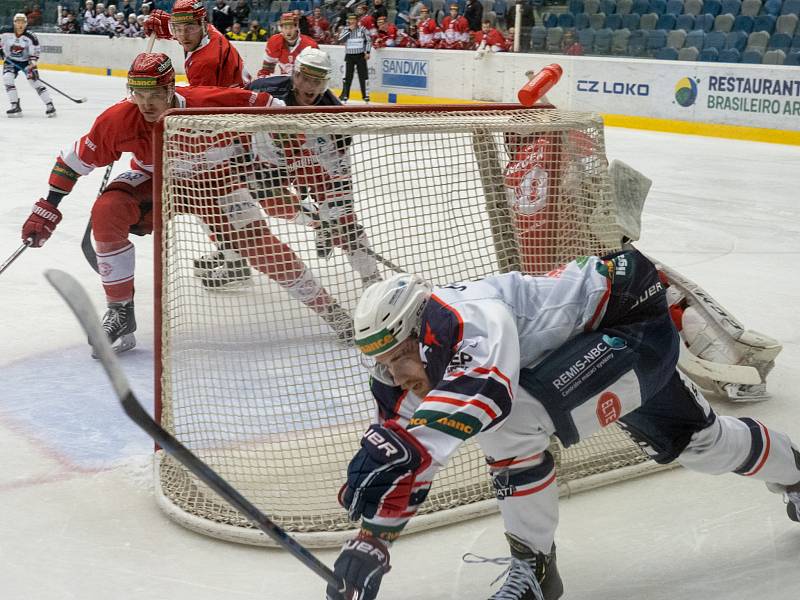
[[364, 246, 406, 274], [44, 268, 346, 594], [0, 240, 31, 276], [81, 163, 115, 273], [37, 77, 87, 104]]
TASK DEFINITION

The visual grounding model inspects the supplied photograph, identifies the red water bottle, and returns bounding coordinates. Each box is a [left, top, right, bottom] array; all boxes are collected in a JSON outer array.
[[518, 64, 563, 107]]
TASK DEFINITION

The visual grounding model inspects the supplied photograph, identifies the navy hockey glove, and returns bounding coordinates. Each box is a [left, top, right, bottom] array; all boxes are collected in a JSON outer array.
[[326, 532, 391, 600], [22, 199, 62, 247], [338, 422, 432, 521]]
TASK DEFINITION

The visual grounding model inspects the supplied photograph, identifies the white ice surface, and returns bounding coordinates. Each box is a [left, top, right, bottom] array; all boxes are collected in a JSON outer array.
[[1, 71, 799, 599]]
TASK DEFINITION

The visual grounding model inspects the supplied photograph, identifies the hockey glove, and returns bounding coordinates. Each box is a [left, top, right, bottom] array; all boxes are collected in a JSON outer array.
[[143, 9, 173, 39], [316, 215, 366, 259], [338, 421, 432, 521], [25, 62, 39, 81], [22, 199, 63, 247], [326, 532, 391, 600]]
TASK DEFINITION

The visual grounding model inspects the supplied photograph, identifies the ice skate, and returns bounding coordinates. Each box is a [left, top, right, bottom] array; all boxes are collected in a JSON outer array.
[[193, 250, 252, 289], [320, 301, 354, 343], [92, 301, 137, 358], [7, 102, 22, 118], [464, 533, 563, 600], [45, 103, 56, 118], [784, 481, 800, 522]]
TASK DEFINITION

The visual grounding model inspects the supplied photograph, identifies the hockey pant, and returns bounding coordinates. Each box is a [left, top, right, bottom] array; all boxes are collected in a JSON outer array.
[[341, 54, 368, 100], [483, 250, 800, 554], [3, 59, 53, 106]]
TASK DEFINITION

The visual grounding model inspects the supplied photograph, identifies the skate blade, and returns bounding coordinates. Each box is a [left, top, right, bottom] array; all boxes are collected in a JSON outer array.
[[46, 113, 56, 118], [92, 333, 136, 359], [7, 113, 22, 118]]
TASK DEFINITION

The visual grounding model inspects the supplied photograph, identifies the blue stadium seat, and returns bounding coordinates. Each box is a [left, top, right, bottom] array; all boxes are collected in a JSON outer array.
[[733, 15, 754, 32], [769, 32, 792, 51], [685, 28, 706, 48], [649, 0, 667, 14], [781, 0, 800, 14], [699, 46, 721, 59], [741, 48, 764, 62], [576, 12, 591, 28], [646, 28, 668, 53], [719, 47, 742, 60], [695, 14, 715, 31], [702, 0, 722, 16], [594, 27, 614, 52], [612, 27, 632, 52], [656, 46, 679, 57], [725, 29, 748, 50], [705, 30, 727, 49], [720, 0, 742, 15], [531, 25, 548, 51], [607, 13, 623, 28], [622, 13, 641, 28], [785, 51, 800, 65], [569, 0, 585, 13], [628, 29, 648, 54], [632, 0, 650, 14], [601, 0, 618, 14], [578, 27, 596, 49], [666, 0, 684, 14], [590, 12, 607, 28], [397, 0, 411, 10], [544, 13, 558, 27], [793, 33, 800, 50], [753, 15, 776, 34], [558, 12, 576, 27], [762, 0, 781, 16], [676, 14, 695, 30], [656, 14, 676, 29]]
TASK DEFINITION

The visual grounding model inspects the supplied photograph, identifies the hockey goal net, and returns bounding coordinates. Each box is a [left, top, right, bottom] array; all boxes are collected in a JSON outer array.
[[153, 104, 667, 548]]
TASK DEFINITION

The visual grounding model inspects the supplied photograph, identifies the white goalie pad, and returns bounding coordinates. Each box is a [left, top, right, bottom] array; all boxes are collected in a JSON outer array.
[[656, 260, 782, 401]]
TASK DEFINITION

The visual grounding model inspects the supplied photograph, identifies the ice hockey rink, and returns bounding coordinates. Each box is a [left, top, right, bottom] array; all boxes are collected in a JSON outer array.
[[1, 70, 799, 600]]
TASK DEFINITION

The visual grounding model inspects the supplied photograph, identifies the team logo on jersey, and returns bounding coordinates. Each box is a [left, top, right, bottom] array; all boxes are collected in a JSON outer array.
[[596, 391, 622, 427], [595, 259, 615, 281], [552, 337, 627, 395], [446, 349, 474, 374], [423, 323, 440, 348]]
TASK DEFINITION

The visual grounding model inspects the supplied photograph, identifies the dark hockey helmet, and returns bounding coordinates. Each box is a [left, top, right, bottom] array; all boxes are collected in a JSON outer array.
[[171, 0, 207, 24]]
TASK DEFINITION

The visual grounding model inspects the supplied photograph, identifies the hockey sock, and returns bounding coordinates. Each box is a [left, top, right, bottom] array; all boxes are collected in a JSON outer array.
[[31, 80, 53, 105], [3, 71, 19, 104], [96, 241, 135, 303], [678, 415, 800, 486]]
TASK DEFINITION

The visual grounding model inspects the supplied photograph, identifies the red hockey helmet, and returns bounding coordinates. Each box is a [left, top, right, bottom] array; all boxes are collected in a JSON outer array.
[[279, 12, 298, 25], [127, 52, 176, 90], [171, 0, 207, 24]]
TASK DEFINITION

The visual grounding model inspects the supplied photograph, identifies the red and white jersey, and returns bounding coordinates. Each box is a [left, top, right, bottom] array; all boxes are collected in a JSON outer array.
[[372, 24, 398, 48], [185, 24, 251, 87], [263, 33, 318, 76], [307, 15, 330, 43], [441, 15, 470, 48], [476, 27, 509, 51], [359, 14, 377, 35], [417, 17, 441, 48], [49, 87, 282, 193]]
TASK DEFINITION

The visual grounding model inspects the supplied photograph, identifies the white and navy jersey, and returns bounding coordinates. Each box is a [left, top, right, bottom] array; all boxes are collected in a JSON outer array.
[[0, 28, 40, 65], [372, 258, 614, 463]]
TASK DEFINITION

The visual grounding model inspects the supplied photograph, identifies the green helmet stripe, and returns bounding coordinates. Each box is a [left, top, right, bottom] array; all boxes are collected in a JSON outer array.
[[355, 328, 399, 357]]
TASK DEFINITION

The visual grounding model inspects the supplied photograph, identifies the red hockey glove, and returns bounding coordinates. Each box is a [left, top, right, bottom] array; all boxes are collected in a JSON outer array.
[[22, 199, 62, 247], [326, 532, 391, 600], [143, 9, 173, 39]]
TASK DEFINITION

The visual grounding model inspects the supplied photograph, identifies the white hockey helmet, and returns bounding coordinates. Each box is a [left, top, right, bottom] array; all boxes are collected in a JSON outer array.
[[13, 13, 27, 23], [354, 274, 432, 358], [295, 47, 332, 81]]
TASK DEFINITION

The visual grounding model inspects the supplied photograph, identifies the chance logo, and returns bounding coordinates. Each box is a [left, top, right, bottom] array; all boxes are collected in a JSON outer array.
[[675, 77, 698, 107]]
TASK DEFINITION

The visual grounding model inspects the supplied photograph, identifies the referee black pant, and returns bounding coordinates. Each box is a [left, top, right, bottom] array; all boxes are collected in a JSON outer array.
[[341, 54, 369, 101]]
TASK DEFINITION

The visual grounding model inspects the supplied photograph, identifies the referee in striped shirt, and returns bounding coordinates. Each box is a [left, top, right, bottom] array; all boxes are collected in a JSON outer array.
[[338, 13, 371, 103]]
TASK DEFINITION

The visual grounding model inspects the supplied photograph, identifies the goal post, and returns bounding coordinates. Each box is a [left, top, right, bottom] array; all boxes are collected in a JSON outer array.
[[152, 104, 671, 548]]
